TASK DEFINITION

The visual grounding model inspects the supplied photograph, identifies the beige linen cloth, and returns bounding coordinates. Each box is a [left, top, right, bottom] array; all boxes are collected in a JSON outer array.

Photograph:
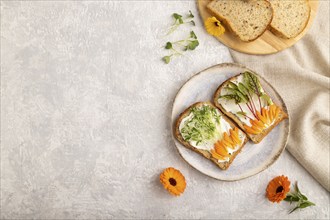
[[230, 1, 330, 191]]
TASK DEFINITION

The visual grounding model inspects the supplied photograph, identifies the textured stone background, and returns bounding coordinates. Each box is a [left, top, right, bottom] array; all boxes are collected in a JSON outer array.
[[1, 1, 329, 219]]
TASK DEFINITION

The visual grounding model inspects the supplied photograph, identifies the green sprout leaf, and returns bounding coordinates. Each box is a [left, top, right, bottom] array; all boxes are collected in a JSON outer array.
[[162, 56, 171, 64], [190, 31, 197, 39], [191, 20, 196, 26], [163, 12, 198, 64], [188, 10, 194, 18], [187, 40, 199, 50], [173, 13, 182, 20], [165, 42, 172, 49]]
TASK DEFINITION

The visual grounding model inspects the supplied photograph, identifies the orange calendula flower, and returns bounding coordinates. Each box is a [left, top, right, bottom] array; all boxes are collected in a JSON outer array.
[[244, 104, 281, 135], [160, 167, 186, 196], [204, 17, 225, 36], [266, 175, 291, 203]]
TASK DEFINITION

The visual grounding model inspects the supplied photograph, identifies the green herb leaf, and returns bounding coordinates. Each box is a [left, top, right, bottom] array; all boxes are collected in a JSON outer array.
[[236, 90, 248, 103], [299, 201, 315, 208], [220, 94, 242, 104], [301, 194, 308, 201], [162, 56, 171, 64], [286, 182, 316, 214], [261, 93, 273, 105], [238, 82, 250, 98], [188, 10, 194, 18], [243, 71, 262, 97], [165, 42, 172, 49], [284, 194, 299, 204], [190, 20, 196, 26], [228, 81, 238, 89]]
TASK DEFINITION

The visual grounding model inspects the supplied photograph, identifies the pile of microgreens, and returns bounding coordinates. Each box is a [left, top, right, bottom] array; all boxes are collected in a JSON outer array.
[[163, 11, 199, 64]]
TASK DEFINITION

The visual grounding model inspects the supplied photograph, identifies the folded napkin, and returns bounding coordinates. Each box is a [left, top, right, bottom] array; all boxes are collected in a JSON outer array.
[[230, 1, 329, 191]]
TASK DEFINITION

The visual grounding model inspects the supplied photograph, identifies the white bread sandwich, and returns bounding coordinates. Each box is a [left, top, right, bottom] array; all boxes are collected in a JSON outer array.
[[207, 0, 273, 42], [213, 71, 288, 143], [268, 0, 311, 39], [174, 102, 248, 170]]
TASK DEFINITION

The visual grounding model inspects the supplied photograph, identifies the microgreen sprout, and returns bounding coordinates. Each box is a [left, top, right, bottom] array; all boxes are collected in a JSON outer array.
[[167, 11, 196, 35], [162, 31, 199, 64]]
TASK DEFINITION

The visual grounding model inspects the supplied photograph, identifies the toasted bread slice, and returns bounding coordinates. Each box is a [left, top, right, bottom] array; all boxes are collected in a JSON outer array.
[[268, 0, 310, 39], [213, 72, 288, 143], [207, 0, 273, 42], [174, 102, 248, 170]]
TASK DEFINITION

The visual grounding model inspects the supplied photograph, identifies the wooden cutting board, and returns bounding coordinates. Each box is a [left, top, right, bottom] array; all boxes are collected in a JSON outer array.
[[197, 0, 319, 55]]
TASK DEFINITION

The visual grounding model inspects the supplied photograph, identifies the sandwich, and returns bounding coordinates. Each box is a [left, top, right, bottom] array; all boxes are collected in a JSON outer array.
[[213, 71, 288, 143], [174, 102, 248, 170]]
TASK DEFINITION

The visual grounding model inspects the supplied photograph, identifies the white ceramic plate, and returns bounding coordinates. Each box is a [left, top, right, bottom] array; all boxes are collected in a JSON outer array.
[[171, 63, 290, 181]]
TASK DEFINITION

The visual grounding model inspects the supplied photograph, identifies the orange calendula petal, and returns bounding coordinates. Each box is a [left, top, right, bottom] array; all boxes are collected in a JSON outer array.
[[232, 135, 241, 145], [214, 140, 222, 149], [270, 104, 276, 118], [222, 139, 233, 149], [266, 108, 272, 124], [257, 111, 268, 125], [268, 106, 274, 122], [223, 132, 235, 146], [251, 119, 265, 129], [215, 144, 229, 157], [244, 125, 260, 135], [274, 106, 280, 119], [211, 149, 222, 160], [211, 149, 228, 161], [250, 119, 264, 131], [261, 108, 270, 124], [230, 129, 241, 145]]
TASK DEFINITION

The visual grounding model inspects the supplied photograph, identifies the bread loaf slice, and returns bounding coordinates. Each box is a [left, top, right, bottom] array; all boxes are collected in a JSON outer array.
[[207, 0, 273, 42], [174, 102, 248, 170], [213, 72, 288, 143], [268, 0, 310, 39]]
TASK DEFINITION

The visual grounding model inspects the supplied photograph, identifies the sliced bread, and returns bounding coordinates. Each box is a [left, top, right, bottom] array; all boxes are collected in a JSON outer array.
[[268, 0, 311, 39], [207, 0, 273, 42], [213, 72, 288, 143], [174, 102, 248, 170]]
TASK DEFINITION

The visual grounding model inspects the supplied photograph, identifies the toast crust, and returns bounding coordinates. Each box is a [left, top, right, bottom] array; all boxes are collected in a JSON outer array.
[[174, 102, 248, 170], [207, 0, 274, 42], [268, 0, 311, 39], [213, 74, 288, 143]]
